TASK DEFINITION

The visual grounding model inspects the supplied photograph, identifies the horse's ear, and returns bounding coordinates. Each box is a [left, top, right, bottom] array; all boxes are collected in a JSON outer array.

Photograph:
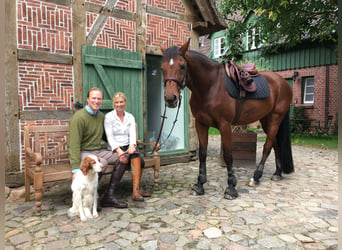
[[160, 42, 166, 54], [179, 38, 190, 56]]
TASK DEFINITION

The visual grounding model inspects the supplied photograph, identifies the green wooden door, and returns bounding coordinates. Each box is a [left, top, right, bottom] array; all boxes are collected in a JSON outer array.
[[82, 45, 144, 137]]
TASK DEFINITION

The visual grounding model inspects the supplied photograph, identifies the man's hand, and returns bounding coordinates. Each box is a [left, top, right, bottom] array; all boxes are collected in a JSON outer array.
[[71, 168, 79, 181]]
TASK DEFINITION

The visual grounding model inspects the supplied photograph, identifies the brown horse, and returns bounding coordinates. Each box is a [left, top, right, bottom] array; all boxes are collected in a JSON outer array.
[[161, 39, 294, 199]]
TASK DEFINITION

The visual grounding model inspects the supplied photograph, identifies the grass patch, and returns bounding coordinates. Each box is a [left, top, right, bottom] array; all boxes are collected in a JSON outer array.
[[290, 133, 338, 149], [257, 133, 337, 149], [209, 127, 338, 149], [209, 127, 220, 135]]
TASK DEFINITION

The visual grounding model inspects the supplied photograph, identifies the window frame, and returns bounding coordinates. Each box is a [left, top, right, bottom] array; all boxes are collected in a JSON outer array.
[[302, 76, 314, 104], [213, 37, 225, 58], [245, 27, 261, 51]]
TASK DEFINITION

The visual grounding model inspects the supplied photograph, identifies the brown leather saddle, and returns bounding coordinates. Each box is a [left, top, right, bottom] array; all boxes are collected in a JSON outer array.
[[225, 60, 258, 96]]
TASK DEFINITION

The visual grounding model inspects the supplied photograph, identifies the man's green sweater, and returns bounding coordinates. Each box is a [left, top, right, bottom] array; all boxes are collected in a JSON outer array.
[[68, 108, 105, 169]]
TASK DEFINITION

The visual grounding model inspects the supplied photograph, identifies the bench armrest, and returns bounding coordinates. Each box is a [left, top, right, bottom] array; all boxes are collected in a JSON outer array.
[[25, 147, 43, 165], [137, 140, 161, 154]]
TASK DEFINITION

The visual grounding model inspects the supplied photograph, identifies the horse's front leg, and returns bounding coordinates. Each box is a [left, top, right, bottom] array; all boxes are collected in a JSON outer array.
[[192, 121, 208, 195], [220, 126, 238, 200]]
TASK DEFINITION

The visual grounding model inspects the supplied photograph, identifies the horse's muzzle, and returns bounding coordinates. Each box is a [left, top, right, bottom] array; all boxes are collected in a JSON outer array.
[[164, 95, 178, 108]]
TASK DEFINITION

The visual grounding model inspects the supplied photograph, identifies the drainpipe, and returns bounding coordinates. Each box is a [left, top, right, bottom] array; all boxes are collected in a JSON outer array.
[[325, 65, 330, 129]]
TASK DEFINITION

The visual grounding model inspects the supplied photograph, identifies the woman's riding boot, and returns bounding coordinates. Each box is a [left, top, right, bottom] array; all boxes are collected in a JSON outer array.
[[131, 157, 144, 201], [101, 163, 128, 208]]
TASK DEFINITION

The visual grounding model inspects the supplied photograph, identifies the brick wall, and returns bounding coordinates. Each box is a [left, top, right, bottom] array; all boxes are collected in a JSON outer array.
[[277, 64, 338, 132], [17, 0, 73, 54], [147, 0, 190, 47], [147, 15, 190, 47], [18, 61, 73, 111]]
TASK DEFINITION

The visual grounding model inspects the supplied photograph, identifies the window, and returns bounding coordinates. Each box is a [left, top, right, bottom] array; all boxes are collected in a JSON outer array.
[[213, 37, 225, 58], [199, 36, 205, 47], [245, 28, 261, 51], [303, 77, 314, 104]]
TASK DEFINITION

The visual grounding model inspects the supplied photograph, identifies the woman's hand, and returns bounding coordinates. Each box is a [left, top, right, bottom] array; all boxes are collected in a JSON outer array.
[[116, 147, 128, 164], [127, 144, 136, 154]]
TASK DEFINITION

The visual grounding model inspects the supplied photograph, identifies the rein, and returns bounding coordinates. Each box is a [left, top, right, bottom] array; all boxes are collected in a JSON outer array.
[[151, 94, 182, 153]]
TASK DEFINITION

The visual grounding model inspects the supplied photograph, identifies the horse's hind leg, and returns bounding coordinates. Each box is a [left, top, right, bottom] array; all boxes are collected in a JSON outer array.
[[220, 126, 238, 199], [192, 121, 208, 195], [250, 119, 280, 186], [271, 140, 283, 181]]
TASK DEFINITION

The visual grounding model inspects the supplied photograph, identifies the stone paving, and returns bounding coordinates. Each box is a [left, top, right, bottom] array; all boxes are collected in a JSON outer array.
[[5, 136, 338, 249]]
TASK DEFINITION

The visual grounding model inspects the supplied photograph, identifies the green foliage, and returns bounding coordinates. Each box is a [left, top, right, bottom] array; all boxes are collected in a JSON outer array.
[[290, 106, 311, 132], [218, 0, 338, 59]]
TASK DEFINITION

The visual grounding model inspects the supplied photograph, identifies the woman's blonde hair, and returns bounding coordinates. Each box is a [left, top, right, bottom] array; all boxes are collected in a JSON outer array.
[[112, 92, 127, 107]]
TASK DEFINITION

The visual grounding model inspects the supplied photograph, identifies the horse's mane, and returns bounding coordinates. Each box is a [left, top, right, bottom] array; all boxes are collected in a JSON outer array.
[[164, 46, 220, 68]]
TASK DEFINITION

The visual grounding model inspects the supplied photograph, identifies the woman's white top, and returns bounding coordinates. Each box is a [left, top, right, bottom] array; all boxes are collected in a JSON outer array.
[[104, 110, 136, 151]]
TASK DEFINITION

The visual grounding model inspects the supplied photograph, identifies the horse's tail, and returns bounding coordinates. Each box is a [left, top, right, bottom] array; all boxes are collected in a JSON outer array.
[[276, 110, 294, 174]]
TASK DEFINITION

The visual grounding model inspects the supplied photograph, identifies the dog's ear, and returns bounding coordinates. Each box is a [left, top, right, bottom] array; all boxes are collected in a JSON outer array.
[[80, 157, 92, 176]]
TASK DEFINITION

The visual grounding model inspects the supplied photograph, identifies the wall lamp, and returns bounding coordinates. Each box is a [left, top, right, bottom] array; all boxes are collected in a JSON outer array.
[[292, 71, 299, 81]]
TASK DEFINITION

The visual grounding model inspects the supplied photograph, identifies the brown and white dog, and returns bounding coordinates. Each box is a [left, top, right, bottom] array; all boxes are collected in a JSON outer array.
[[68, 155, 103, 221]]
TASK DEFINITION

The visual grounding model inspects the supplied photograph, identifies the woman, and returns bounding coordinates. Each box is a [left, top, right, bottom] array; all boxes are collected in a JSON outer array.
[[104, 92, 150, 201]]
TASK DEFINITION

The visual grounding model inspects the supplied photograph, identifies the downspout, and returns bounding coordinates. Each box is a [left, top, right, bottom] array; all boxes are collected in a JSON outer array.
[[324, 65, 330, 129]]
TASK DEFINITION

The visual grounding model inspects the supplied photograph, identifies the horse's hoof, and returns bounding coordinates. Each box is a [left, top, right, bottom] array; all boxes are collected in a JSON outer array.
[[271, 175, 283, 181], [191, 184, 205, 195], [248, 178, 259, 187], [224, 187, 238, 200]]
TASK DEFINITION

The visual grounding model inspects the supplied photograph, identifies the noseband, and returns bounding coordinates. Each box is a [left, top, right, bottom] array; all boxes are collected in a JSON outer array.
[[164, 78, 185, 90]]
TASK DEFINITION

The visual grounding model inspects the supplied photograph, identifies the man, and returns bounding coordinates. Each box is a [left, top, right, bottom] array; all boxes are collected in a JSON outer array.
[[68, 87, 128, 208]]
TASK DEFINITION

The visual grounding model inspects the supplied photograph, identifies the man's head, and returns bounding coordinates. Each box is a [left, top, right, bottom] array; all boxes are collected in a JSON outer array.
[[87, 87, 103, 113]]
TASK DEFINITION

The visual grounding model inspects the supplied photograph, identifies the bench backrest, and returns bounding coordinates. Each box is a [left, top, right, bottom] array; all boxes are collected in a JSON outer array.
[[24, 125, 70, 166]]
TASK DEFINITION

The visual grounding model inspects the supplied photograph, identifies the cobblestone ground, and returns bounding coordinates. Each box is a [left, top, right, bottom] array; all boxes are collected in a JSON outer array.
[[5, 136, 338, 249]]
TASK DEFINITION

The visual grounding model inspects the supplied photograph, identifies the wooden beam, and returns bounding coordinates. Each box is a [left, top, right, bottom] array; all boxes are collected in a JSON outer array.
[[18, 49, 73, 65], [146, 45, 163, 56], [5, 0, 20, 173], [86, 2, 135, 21], [72, 0, 86, 104], [41, 0, 71, 6], [86, 0, 119, 45], [136, 0, 147, 138], [19, 110, 73, 121], [194, 0, 215, 25], [192, 21, 208, 29], [147, 5, 195, 23]]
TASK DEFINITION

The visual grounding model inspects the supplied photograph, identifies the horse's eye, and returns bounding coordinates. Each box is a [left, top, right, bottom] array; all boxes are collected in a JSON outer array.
[[180, 64, 186, 70]]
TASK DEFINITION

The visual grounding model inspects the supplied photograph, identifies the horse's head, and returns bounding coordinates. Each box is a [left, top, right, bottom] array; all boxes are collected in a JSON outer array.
[[160, 39, 190, 108]]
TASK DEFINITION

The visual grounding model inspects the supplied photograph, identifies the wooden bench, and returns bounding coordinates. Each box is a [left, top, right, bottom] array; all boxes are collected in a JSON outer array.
[[24, 124, 160, 215]]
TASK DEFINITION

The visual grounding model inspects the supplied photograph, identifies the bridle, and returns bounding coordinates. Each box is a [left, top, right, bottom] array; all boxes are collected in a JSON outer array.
[[163, 54, 187, 90]]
